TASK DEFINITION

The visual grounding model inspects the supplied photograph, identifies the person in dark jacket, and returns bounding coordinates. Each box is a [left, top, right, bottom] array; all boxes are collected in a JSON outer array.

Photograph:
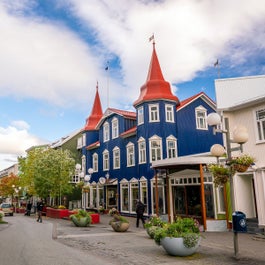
[[36, 199, 44, 223], [25, 201, 32, 216], [136, 200, 145, 228]]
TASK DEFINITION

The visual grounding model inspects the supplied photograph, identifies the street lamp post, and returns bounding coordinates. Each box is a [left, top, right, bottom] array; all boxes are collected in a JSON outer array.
[[207, 113, 249, 259], [83, 168, 93, 211]]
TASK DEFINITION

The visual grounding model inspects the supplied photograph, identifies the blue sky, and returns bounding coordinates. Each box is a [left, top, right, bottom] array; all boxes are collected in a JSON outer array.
[[0, 0, 265, 170]]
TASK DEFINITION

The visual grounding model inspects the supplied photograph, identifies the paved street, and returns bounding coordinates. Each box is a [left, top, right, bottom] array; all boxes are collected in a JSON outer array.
[[1, 214, 265, 265], [0, 214, 115, 265]]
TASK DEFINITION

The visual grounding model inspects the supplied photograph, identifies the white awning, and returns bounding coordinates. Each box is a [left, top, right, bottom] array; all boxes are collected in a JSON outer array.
[[151, 155, 220, 169]]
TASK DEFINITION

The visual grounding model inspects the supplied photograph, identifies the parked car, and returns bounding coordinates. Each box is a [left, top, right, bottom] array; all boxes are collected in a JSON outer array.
[[0, 203, 14, 216]]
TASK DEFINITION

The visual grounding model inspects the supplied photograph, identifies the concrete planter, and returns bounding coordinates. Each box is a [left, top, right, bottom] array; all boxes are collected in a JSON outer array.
[[71, 215, 90, 227], [161, 236, 200, 256], [111, 221, 130, 232]]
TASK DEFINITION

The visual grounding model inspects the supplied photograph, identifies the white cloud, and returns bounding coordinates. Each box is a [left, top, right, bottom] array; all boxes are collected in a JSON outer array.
[[0, 0, 265, 170], [0, 122, 47, 158], [11, 120, 30, 130]]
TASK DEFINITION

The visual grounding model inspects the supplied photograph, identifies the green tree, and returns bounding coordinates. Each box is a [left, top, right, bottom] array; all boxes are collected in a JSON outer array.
[[19, 147, 75, 204]]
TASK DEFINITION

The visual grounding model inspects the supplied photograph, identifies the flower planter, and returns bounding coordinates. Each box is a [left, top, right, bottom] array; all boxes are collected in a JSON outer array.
[[232, 164, 249, 173], [161, 237, 200, 256], [71, 215, 90, 227], [111, 221, 130, 232], [46, 207, 70, 219], [146, 226, 159, 239]]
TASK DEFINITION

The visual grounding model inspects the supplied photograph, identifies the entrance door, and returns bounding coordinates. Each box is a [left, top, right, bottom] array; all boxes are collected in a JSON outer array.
[[106, 186, 117, 209], [173, 186, 201, 219]]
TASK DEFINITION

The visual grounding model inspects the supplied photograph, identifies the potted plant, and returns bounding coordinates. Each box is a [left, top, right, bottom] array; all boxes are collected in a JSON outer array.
[[70, 209, 92, 227], [229, 154, 255, 172], [153, 216, 200, 257], [144, 215, 166, 239], [108, 208, 130, 232], [208, 164, 230, 187]]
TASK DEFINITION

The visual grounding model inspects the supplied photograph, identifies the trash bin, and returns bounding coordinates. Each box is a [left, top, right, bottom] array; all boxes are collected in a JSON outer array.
[[232, 211, 247, 232]]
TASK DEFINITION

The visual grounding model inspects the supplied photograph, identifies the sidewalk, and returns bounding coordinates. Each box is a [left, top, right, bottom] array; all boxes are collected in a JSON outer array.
[[47, 214, 265, 265]]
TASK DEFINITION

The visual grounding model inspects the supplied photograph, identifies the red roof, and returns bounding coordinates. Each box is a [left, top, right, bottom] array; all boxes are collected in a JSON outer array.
[[108, 108, 136, 119], [86, 141, 100, 150], [134, 42, 179, 107], [83, 84, 103, 131], [177, 92, 216, 111], [120, 126, 137, 138]]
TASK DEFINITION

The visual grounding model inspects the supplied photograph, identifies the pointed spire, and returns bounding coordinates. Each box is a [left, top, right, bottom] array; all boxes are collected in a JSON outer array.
[[134, 41, 179, 107], [83, 82, 103, 131]]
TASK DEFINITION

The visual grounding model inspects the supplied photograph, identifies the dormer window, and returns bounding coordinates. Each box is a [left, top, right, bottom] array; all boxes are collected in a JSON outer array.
[[138, 106, 144, 125], [149, 104, 159, 122], [195, 106, 207, 130], [103, 122, 110, 142], [112, 118, 119, 139]]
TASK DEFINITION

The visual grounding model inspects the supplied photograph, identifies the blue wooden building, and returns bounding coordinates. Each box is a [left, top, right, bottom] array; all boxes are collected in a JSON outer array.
[[79, 42, 223, 224]]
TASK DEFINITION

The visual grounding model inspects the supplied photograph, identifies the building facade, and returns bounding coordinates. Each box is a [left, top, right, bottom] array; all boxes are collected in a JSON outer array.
[[215, 75, 265, 230], [78, 42, 223, 224]]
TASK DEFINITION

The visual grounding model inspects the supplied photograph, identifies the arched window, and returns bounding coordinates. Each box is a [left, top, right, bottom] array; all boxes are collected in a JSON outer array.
[[113, 146, 120, 169], [102, 149, 109, 171]]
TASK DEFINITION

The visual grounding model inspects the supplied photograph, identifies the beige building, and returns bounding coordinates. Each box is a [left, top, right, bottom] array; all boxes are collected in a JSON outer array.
[[215, 75, 265, 229]]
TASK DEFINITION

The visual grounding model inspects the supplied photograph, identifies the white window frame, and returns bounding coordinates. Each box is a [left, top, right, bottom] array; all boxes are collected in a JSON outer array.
[[165, 104, 174, 123], [82, 134, 86, 147], [149, 104, 159, 122], [103, 150, 109, 171], [120, 179, 129, 212], [130, 178, 139, 212], [92, 153, 98, 172], [112, 118, 119, 139], [254, 107, 265, 143], [166, 135, 177, 158], [139, 176, 148, 209], [113, 146, 120, 169], [138, 106, 144, 125], [103, 122, 110, 142], [195, 106, 208, 130], [126, 142, 135, 167], [138, 137, 146, 164], [149, 135, 162, 162]]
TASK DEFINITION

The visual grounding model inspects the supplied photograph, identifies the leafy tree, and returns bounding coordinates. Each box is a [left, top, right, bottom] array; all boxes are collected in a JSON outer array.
[[0, 173, 20, 198], [19, 147, 75, 204]]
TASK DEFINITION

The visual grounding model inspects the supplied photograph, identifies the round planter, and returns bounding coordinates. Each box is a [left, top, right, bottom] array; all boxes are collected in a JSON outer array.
[[161, 236, 200, 256], [71, 216, 90, 227], [111, 221, 130, 232], [146, 226, 159, 239]]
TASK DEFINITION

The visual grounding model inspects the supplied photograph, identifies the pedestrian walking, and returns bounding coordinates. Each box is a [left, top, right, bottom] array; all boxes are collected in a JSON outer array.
[[36, 199, 44, 223], [136, 200, 145, 228], [25, 201, 32, 216]]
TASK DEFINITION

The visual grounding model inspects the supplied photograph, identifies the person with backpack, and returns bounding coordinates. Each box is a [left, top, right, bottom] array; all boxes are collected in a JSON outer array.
[[136, 200, 145, 228]]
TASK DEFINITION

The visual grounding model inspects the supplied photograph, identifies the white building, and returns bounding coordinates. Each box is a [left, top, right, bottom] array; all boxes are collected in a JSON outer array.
[[215, 75, 265, 229]]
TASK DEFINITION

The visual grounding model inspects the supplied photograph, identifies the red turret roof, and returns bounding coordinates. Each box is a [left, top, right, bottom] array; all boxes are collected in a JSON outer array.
[[83, 84, 103, 131], [134, 42, 180, 107]]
